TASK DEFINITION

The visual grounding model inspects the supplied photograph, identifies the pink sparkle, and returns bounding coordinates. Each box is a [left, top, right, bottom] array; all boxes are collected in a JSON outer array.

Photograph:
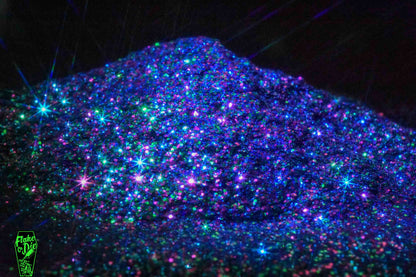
[[134, 174, 144, 183], [77, 175, 92, 189]]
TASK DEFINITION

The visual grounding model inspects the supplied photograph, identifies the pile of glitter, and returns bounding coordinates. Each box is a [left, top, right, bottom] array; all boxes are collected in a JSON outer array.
[[1, 37, 416, 275]]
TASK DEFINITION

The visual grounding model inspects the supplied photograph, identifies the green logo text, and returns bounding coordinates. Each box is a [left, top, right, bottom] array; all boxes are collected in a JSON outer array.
[[14, 231, 37, 277]]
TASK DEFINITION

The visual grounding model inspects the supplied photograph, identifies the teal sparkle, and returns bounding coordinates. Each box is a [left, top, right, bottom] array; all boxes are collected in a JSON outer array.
[[37, 102, 51, 116], [340, 177, 355, 189], [134, 155, 147, 170]]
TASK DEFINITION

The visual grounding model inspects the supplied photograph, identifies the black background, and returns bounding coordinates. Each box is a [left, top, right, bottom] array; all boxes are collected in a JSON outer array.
[[1, 0, 415, 127]]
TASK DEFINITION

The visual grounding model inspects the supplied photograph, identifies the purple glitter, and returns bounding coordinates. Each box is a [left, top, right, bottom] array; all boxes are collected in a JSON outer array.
[[1, 37, 415, 275]]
